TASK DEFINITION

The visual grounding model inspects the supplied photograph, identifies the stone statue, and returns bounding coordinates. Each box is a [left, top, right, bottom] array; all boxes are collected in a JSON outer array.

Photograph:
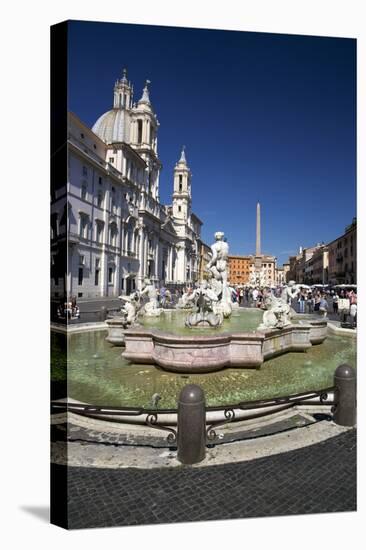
[[281, 280, 300, 305], [249, 267, 266, 288], [258, 295, 291, 330], [206, 231, 229, 287], [177, 290, 194, 309], [185, 281, 223, 328], [119, 292, 140, 325], [206, 231, 232, 318], [140, 278, 162, 317]]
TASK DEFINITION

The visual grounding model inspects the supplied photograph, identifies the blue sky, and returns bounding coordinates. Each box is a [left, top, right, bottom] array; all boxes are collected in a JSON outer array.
[[68, 21, 356, 265]]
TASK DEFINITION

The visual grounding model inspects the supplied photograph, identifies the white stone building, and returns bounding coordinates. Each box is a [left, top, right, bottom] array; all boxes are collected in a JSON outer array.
[[51, 70, 203, 299]]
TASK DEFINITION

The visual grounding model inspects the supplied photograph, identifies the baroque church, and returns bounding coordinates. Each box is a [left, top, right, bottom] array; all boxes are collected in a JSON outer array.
[[51, 69, 204, 299]]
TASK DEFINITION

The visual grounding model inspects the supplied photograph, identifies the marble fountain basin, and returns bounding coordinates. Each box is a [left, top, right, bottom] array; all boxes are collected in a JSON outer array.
[[121, 319, 328, 374]]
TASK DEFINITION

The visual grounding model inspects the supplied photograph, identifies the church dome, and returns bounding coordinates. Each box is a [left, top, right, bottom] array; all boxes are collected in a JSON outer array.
[[92, 109, 129, 144]]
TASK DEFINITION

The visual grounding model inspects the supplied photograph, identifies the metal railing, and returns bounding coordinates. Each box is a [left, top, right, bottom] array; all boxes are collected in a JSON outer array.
[[51, 364, 356, 465]]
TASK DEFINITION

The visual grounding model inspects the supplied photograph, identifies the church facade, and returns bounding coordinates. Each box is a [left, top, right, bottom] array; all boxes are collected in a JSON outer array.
[[51, 70, 203, 299]]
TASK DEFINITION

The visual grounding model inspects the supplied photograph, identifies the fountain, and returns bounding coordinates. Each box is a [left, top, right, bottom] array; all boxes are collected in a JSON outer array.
[[121, 232, 328, 373], [52, 229, 354, 409]]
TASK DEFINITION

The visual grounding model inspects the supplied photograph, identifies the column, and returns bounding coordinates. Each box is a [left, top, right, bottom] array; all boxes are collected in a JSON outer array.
[[154, 237, 160, 282], [137, 227, 145, 289]]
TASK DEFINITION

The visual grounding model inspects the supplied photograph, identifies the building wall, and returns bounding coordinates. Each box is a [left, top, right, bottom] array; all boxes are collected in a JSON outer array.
[[328, 219, 357, 284], [285, 219, 357, 286], [228, 255, 251, 285], [53, 106, 203, 299]]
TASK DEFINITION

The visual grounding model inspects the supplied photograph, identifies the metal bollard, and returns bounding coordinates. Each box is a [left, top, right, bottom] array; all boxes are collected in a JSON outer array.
[[100, 306, 107, 322], [177, 384, 206, 465], [333, 364, 356, 426]]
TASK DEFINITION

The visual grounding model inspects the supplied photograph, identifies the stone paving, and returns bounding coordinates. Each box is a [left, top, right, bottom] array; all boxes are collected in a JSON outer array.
[[58, 429, 356, 529]]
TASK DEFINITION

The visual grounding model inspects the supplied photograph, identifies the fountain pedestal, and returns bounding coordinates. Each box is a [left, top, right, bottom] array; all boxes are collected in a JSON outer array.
[[105, 316, 127, 346], [122, 320, 327, 373]]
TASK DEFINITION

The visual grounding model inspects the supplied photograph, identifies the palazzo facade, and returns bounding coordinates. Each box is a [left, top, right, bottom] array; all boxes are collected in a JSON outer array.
[[51, 70, 203, 299]]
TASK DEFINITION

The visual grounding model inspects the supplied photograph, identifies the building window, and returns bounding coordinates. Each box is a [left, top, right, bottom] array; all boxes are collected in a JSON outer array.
[[96, 221, 104, 243], [78, 267, 83, 286], [137, 120, 143, 144], [95, 269, 99, 286], [80, 133, 84, 139], [98, 176, 102, 185], [82, 166, 87, 177], [108, 267, 114, 284], [51, 214, 58, 239], [79, 214, 89, 239], [97, 190, 104, 208], [109, 223, 118, 247], [81, 182, 87, 200], [109, 157, 114, 164], [178, 206, 181, 212]]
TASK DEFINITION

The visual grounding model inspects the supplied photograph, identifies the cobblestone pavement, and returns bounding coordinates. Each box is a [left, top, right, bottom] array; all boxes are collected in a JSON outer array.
[[60, 429, 356, 529]]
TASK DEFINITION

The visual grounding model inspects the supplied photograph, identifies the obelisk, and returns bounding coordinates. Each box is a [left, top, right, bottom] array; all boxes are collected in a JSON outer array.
[[256, 201, 261, 256]]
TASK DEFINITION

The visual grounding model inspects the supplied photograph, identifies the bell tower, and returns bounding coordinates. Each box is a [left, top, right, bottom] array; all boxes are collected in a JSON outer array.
[[130, 80, 161, 200], [172, 146, 192, 221], [113, 68, 133, 109]]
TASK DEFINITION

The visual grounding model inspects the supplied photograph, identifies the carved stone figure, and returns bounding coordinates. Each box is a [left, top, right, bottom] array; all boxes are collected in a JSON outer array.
[[258, 295, 291, 330], [206, 231, 232, 318], [119, 292, 140, 325], [140, 278, 162, 317], [249, 267, 266, 288], [281, 280, 300, 305], [177, 291, 193, 309], [206, 231, 229, 285]]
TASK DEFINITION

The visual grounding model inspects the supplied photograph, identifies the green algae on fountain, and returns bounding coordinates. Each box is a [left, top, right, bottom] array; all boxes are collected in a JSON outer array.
[[51, 326, 356, 409], [140, 308, 263, 335]]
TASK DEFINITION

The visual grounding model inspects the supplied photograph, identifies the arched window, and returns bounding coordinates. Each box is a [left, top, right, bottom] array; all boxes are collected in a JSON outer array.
[[97, 190, 104, 208], [109, 223, 118, 247], [137, 120, 143, 144], [96, 221, 104, 243], [79, 213, 89, 239], [127, 227, 133, 253], [81, 182, 87, 200], [111, 187, 117, 213]]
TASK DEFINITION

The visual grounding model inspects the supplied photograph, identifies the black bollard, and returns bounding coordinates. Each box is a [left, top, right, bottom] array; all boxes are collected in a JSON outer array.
[[100, 306, 107, 321], [333, 364, 356, 426], [177, 384, 206, 465]]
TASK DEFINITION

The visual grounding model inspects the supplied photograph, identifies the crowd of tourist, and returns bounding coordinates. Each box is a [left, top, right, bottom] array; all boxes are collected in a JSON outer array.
[[55, 283, 357, 328], [233, 284, 357, 327], [155, 283, 357, 327]]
